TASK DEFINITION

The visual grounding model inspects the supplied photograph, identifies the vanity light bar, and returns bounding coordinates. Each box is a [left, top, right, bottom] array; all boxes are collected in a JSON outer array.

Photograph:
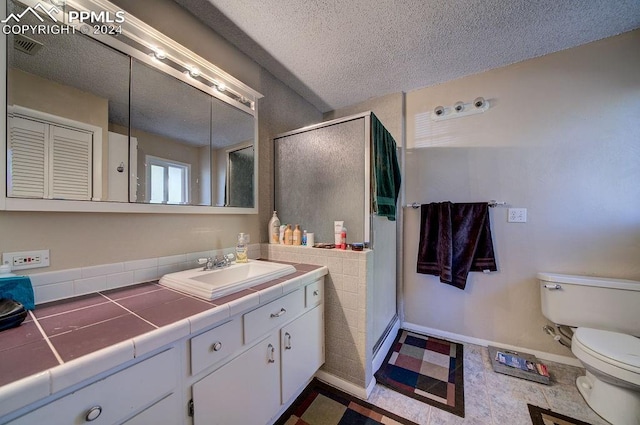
[[431, 97, 490, 121], [64, 0, 262, 112]]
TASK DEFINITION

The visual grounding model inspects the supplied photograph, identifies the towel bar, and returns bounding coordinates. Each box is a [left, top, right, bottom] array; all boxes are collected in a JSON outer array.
[[404, 200, 506, 209]]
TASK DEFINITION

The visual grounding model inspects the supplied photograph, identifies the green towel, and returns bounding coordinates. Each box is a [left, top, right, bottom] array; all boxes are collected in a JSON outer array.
[[372, 114, 402, 221], [0, 276, 35, 310]]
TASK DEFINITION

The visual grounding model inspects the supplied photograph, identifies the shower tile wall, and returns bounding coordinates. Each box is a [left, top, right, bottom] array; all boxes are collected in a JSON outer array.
[[262, 244, 373, 387]]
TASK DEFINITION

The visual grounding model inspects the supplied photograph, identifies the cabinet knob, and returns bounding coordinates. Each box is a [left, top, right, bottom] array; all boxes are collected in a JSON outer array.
[[211, 341, 222, 352], [85, 406, 102, 422], [267, 343, 275, 363], [270, 308, 286, 318], [313, 290, 319, 296]]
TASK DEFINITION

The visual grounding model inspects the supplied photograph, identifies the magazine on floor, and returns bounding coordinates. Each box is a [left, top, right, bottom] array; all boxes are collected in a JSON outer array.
[[495, 351, 549, 377]]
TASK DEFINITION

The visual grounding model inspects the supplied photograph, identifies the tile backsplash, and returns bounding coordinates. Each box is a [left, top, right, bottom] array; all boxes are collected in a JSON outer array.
[[28, 244, 261, 305]]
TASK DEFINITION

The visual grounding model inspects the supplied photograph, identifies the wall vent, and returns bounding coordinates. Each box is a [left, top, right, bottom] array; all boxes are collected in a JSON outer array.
[[14, 34, 43, 55]]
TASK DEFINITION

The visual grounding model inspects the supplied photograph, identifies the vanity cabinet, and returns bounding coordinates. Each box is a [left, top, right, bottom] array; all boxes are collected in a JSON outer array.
[[192, 334, 281, 425], [9, 348, 179, 425], [2, 275, 326, 425], [122, 394, 182, 425], [281, 305, 324, 403], [191, 280, 324, 425]]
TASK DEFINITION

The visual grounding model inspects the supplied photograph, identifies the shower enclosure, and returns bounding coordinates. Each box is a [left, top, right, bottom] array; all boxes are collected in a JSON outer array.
[[274, 112, 398, 389]]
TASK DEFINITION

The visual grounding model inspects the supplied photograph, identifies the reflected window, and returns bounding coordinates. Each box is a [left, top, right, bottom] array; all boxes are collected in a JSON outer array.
[[146, 155, 190, 204]]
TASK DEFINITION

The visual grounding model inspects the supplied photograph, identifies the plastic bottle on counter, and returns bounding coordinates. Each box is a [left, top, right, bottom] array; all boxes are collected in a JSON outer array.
[[340, 227, 347, 250], [279, 225, 286, 244], [236, 233, 248, 263], [302, 230, 308, 246], [293, 225, 302, 246], [284, 224, 293, 245], [268, 211, 281, 244]]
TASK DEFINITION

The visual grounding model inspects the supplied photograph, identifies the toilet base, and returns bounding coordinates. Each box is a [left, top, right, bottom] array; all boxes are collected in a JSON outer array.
[[576, 371, 640, 425]]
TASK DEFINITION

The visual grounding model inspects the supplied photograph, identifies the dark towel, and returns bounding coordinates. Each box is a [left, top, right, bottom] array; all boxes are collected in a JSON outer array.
[[417, 202, 497, 289], [0, 276, 35, 310], [372, 114, 401, 221]]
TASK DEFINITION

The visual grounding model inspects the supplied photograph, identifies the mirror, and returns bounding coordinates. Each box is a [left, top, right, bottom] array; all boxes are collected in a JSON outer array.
[[4, 0, 259, 210], [226, 144, 255, 208]]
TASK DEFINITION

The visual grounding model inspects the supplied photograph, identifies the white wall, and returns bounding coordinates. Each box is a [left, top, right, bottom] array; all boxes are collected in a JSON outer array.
[[403, 30, 640, 357]]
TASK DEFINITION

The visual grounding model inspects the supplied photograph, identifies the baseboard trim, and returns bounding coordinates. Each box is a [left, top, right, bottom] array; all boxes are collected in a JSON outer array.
[[402, 322, 582, 367], [314, 370, 376, 399]]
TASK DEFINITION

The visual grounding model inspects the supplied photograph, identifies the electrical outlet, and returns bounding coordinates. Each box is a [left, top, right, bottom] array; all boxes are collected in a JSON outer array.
[[2, 250, 50, 270], [508, 208, 527, 223]]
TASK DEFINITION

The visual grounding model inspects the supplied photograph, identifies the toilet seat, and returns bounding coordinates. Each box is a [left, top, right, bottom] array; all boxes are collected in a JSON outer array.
[[572, 328, 640, 386], [574, 328, 640, 371]]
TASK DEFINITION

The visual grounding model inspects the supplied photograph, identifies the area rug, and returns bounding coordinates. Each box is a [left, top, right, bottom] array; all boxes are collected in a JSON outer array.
[[274, 378, 417, 425], [374, 329, 465, 418], [528, 404, 594, 425]]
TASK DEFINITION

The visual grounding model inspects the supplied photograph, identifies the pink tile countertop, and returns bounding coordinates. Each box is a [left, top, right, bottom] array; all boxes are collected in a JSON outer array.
[[0, 261, 326, 415]]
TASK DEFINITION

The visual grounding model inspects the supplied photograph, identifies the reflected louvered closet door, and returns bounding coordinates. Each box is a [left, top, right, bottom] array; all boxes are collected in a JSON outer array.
[[8, 116, 48, 198], [8, 115, 93, 200], [49, 125, 92, 200]]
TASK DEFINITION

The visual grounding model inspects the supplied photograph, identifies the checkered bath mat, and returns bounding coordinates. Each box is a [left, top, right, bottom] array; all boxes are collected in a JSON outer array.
[[275, 379, 417, 425], [374, 329, 465, 417]]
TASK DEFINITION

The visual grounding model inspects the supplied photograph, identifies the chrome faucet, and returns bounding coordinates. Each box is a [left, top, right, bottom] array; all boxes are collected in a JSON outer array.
[[198, 253, 235, 271]]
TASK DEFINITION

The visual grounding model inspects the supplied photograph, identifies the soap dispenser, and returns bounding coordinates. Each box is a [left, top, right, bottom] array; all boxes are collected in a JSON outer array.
[[236, 233, 248, 263]]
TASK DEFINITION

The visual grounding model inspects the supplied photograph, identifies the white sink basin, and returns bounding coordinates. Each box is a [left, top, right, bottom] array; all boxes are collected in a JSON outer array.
[[159, 260, 296, 301]]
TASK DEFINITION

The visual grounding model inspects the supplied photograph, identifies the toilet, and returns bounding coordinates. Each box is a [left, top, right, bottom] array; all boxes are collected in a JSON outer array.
[[538, 272, 640, 425]]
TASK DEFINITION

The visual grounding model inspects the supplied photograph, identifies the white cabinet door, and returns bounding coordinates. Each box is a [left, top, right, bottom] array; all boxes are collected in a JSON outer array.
[[49, 124, 92, 200], [280, 305, 324, 404], [7, 116, 47, 198], [122, 393, 182, 425], [192, 334, 280, 425], [8, 115, 93, 200]]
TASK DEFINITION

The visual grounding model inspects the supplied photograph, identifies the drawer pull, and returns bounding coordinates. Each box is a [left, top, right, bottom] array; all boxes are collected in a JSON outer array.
[[270, 308, 286, 318], [85, 406, 102, 421], [267, 343, 275, 363], [284, 332, 292, 350], [313, 290, 319, 296], [211, 341, 222, 352]]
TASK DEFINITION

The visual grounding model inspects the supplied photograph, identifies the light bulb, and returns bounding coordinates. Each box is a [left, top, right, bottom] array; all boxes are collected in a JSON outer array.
[[150, 48, 166, 60], [188, 67, 199, 78]]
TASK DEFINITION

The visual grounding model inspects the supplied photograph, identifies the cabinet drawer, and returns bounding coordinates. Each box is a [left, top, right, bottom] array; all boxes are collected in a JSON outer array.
[[305, 279, 323, 308], [191, 318, 243, 376], [243, 289, 304, 343], [11, 348, 177, 425]]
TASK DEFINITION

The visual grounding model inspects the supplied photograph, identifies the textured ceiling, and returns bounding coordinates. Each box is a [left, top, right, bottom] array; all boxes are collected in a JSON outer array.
[[174, 0, 640, 113]]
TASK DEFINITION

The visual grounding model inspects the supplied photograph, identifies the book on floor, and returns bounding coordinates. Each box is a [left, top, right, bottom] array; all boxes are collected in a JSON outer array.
[[495, 351, 549, 377]]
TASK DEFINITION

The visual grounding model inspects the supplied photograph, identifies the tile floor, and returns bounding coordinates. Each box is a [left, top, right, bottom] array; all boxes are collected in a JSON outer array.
[[366, 342, 611, 425]]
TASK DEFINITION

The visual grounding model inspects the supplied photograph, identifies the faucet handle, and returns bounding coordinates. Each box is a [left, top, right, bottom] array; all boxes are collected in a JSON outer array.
[[224, 253, 235, 263], [197, 258, 210, 265]]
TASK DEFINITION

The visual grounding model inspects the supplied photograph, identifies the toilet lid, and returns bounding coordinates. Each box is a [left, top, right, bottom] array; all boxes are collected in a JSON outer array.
[[574, 328, 640, 371]]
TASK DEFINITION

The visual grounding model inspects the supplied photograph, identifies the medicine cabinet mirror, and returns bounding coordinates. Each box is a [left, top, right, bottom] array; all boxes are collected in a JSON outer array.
[[3, 0, 261, 213]]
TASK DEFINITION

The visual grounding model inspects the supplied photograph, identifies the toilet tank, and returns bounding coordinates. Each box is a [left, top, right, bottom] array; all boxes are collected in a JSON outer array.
[[538, 272, 640, 337]]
